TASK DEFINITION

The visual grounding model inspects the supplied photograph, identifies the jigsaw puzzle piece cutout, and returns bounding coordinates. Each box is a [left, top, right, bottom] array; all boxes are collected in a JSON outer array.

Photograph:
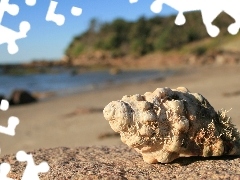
[[150, 0, 163, 13], [46, 0, 65, 26], [129, 0, 138, 4], [16, 151, 50, 180], [0, 21, 30, 54], [0, 100, 9, 111], [25, 0, 37, 6], [150, 0, 203, 26], [223, 2, 240, 35], [150, 0, 224, 37], [0, 116, 19, 136], [0, 99, 19, 136], [0, 163, 13, 180], [227, 12, 240, 35], [71, 6, 82, 16], [201, 7, 222, 37], [0, 0, 19, 22], [228, 22, 239, 35], [151, 0, 187, 29], [175, 12, 186, 25], [150, 0, 240, 37]]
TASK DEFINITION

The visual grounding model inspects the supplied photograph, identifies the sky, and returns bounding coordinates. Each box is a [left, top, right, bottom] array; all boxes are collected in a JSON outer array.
[[0, 0, 178, 64]]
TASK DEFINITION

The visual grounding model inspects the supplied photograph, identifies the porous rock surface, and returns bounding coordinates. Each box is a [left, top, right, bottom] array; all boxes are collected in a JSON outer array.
[[103, 87, 240, 163], [0, 145, 240, 180]]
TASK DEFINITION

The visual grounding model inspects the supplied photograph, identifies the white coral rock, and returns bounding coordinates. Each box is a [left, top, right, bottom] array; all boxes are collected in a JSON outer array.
[[103, 87, 240, 163]]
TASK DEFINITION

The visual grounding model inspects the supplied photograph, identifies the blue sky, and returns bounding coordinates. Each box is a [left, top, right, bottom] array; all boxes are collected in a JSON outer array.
[[0, 0, 177, 64]]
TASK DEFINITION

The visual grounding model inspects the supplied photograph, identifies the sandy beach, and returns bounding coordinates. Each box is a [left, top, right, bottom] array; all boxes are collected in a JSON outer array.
[[1, 64, 240, 156]]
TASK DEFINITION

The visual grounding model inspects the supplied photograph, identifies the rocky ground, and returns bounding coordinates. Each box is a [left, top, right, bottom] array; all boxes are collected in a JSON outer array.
[[1, 145, 240, 180]]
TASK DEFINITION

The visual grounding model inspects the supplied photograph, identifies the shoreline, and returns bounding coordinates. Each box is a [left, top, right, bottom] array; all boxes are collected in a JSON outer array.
[[0, 68, 174, 100], [44, 69, 176, 98]]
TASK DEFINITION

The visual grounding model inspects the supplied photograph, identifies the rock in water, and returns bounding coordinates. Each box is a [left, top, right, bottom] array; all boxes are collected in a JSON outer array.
[[103, 87, 240, 163]]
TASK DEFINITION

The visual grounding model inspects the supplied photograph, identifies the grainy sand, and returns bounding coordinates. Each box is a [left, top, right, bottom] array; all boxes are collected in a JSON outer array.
[[0, 65, 240, 179]]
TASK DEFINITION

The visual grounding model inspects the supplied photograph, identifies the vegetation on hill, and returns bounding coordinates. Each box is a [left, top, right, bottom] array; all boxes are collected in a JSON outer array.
[[65, 11, 236, 63]]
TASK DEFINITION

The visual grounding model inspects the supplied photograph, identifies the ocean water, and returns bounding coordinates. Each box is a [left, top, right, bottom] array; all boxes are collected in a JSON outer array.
[[0, 69, 174, 97]]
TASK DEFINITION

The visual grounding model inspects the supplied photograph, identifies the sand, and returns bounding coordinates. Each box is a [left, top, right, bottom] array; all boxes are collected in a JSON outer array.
[[0, 65, 240, 179]]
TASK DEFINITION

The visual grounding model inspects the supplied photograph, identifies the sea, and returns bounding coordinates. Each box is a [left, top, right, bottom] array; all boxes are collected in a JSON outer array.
[[0, 69, 174, 98]]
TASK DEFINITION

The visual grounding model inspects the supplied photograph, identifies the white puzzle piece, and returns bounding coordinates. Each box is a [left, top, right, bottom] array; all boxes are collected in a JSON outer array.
[[71, 6, 82, 17], [46, 0, 82, 26], [16, 151, 50, 180], [0, 116, 19, 136], [150, 0, 240, 37], [0, 100, 9, 111], [45, 0, 65, 26], [0, 100, 19, 136], [131, 0, 240, 37], [25, 0, 37, 6], [0, 0, 35, 54], [0, 163, 13, 180], [129, 0, 138, 4]]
